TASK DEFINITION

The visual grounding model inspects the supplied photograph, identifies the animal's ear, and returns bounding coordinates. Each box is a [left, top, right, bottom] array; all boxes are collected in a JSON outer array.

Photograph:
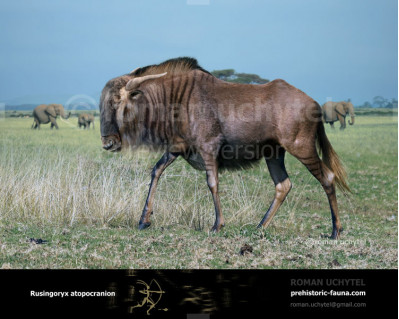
[[335, 103, 345, 114], [45, 104, 57, 117], [129, 67, 141, 75]]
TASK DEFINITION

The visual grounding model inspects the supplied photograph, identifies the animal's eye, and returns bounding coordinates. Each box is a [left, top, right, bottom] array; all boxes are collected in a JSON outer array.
[[130, 90, 142, 98]]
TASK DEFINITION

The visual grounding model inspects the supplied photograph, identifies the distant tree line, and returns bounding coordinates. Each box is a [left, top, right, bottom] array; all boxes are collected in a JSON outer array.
[[211, 69, 269, 84], [359, 96, 398, 108]]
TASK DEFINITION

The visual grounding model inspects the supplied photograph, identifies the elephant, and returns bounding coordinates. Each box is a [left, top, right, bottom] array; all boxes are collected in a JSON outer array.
[[31, 104, 71, 129], [322, 101, 355, 130], [78, 113, 95, 129]]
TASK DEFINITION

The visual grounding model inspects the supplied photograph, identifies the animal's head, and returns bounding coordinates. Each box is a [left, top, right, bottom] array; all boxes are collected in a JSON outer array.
[[339, 101, 355, 125], [341, 101, 354, 113], [47, 104, 70, 119], [50, 104, 63, 114], [99, 72, 167, 152]]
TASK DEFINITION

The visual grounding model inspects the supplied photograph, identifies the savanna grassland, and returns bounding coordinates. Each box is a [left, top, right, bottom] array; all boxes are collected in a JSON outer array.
[[0, 114, 397, 269]]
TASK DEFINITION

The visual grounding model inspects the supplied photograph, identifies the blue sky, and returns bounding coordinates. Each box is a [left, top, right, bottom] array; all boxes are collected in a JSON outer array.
[[0, 0, 397, 106]]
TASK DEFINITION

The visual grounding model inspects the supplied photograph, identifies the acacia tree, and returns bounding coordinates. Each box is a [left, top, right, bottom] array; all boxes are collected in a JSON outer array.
[[372, 96, 387, 108], [211, 69, 269, 84], [211, 69, 235, 80], [360, 97, 397, 108]]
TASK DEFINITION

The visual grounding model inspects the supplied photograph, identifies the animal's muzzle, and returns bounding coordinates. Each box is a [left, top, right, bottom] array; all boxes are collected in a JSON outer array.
[[101, 134, 122, 152], [103, 140, 114, 150]]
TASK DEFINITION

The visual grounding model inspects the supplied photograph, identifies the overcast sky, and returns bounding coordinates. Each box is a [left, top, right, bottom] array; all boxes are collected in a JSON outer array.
[[0, 0, 397, 106]]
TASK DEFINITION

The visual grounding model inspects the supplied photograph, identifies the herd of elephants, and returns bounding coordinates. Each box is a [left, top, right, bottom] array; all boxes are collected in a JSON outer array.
[[31, 103, 94, 130], [30, 99, 355, 131]]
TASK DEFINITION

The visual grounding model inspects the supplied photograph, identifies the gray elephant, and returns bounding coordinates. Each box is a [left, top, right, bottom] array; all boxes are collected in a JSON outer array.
[[31, 104, 71, 129], [322, 101, 355, 130], [78, 113, 95, 129]]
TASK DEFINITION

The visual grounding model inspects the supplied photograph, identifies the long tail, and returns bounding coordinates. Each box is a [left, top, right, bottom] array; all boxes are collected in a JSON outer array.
[[316, 121, 351, 193]]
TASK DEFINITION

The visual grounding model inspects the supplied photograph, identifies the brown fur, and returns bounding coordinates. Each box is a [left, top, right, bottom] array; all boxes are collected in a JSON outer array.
[[100, 57, 349, 238], [316, 122, 350, 192]]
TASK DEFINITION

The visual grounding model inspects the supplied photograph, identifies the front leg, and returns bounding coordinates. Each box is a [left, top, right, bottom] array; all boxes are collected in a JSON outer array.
[[139, 152, 178, 230], [337, 114, 346, 130], [49, 116, 59, 129]]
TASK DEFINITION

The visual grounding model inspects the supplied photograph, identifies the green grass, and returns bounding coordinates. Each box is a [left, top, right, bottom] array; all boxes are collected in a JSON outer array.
[[0, 115, 397, 269]]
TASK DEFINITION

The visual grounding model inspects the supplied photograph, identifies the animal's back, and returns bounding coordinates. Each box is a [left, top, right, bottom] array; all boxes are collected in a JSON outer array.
[[210, 78, 319, 152], [183, 77, 319, 171], [32, 104, 46, 118]]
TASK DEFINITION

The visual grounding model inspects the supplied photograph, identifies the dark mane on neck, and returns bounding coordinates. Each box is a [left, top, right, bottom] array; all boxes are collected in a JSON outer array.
[[130, 57, 212, 77]]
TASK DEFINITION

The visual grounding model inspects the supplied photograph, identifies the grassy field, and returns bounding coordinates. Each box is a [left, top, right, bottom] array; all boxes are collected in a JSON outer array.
[[0, 114, 397, 269]]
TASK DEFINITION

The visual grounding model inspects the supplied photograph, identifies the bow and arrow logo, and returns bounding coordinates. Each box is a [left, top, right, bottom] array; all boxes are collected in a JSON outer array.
[[130, 279, 168, 315]]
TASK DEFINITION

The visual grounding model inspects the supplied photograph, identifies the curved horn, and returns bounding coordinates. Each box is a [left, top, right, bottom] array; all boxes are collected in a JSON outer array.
[[126, 72, 167, 91]]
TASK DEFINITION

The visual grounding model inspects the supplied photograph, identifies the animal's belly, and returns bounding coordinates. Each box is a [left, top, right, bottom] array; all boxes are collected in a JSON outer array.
[[219, 143, 263, 162], [325, 110, 338, 121], [185, 144, 264, 171]]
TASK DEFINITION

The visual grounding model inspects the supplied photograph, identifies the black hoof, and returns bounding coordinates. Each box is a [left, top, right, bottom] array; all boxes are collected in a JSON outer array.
[[330, 229, 339, 239], [211, 223, 225, 233], [138, 222, 151, 230], [330, 226, 343, 239]]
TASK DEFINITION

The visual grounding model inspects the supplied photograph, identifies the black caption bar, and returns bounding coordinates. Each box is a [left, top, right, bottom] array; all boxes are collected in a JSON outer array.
[[0, 269, 397, 318]]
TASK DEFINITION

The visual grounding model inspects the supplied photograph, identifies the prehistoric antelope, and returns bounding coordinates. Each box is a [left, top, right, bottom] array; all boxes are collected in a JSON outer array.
[[100, 57, 349, 239]]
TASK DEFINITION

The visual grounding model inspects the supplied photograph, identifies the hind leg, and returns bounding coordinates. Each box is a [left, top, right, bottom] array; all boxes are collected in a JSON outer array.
[[32, 119, 39, 129], [257, 149, 292, 229], [296, 153, 342, 239], [202, 154, 225, 232]]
